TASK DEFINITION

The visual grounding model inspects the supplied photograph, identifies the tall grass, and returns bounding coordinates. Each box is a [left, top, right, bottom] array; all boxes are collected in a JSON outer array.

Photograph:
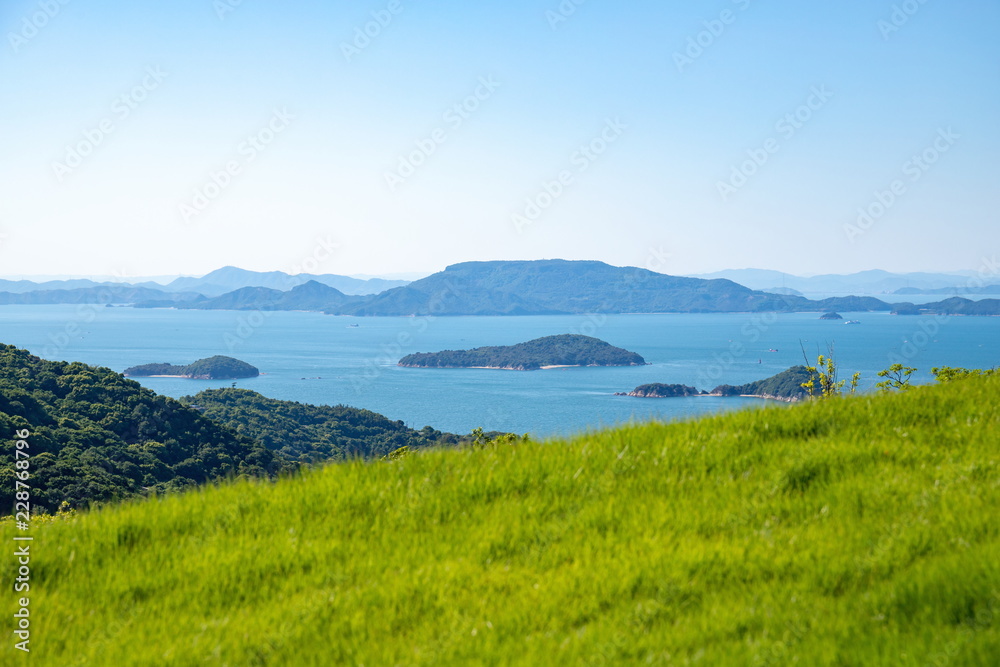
[[4, 376, 999, 665]]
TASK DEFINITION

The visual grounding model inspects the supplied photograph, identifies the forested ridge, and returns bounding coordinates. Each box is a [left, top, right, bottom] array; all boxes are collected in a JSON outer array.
[[0, 345, 281, 512], [710, 365, 816, 400], [181, 388, 465, 463], [0, 345, 470, 512]]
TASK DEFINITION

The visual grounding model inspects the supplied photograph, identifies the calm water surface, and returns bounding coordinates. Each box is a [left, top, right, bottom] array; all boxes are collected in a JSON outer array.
[[1, 306, 997, 437]]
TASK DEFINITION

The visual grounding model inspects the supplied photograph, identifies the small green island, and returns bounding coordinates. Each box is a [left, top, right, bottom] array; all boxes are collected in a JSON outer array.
[[398, 334, 646, 370], [820, 311, 843, 320], [617, 366, 815, 402], [615, 383, 704, 398], [123, 355, 260, 380]]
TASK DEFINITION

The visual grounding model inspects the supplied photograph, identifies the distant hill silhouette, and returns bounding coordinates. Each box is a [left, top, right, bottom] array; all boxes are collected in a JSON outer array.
[[9, 260, 999, 316], [323, 260, 893, 316], [162, 266, 408, 297], [687, 268, 976, 295]]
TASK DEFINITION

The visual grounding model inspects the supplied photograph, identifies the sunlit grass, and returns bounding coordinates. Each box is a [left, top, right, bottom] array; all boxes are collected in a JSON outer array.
[[4, 376, 999, 665]]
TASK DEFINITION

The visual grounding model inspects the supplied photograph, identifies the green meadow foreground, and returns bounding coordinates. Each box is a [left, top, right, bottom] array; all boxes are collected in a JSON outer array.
[[5, 376, 1000, 665]]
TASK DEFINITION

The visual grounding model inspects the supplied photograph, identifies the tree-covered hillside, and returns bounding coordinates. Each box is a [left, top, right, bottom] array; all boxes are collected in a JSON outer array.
[[398, 334, 646, 370], [0, 345, 281, 512], [0, 346, 476, 512], [711, 365, 816, 400], [181, 388, 464, 463]]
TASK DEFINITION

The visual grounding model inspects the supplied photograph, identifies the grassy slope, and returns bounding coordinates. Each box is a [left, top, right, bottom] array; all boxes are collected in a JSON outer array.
[[5, 376, 1000, 666]]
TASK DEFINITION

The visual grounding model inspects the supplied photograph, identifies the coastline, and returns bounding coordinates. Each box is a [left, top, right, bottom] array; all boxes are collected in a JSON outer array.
[[125, 374, 257, 380], [620, 392, 800, 402], [397, 362, 647, 370], [397, 364, 583, 371], [737, 393, 800, 403]]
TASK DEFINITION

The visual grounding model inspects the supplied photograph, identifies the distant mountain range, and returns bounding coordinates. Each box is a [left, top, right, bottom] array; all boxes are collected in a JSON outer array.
[[4, 261, 999, 316], [890, 297, 1000, 316], [0, 278, 171, 295], [144, 260, 985, 315], [688, 269, 982, 295], [330, 260, 891, 316], [893, 284, 1000, 296], [0, 266, 408, 299], [144, 280, 359, 312], [0, 286, 201, 305], [161, 266, 409, 297]]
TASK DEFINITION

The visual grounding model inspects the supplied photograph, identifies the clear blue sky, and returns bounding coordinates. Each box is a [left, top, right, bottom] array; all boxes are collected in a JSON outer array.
[[1, 0, 997, 279]]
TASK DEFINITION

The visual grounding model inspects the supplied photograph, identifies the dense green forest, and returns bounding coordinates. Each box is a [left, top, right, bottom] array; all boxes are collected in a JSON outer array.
[[398, 333, 646, 370], [181, 388, 465, 463], [123, 355, 259, 379], [711, 365, 816, 400], [0, 346, 475, 512], [0, 345, 281, 512]]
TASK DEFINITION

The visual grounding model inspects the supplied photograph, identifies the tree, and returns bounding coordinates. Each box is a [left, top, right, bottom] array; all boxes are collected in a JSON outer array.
[[799, 344, 860, 398], [875, 364, 916, 391], [470, 427, 526, 448], [931, 366, 998, 383]]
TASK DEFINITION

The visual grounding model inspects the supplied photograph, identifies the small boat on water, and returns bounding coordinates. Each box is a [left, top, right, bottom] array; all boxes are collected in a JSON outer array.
[[347, 324, 360, 328], [844, 320, 861, 325]]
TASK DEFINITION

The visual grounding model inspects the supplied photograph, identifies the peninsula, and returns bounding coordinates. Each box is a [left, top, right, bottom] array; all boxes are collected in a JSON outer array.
[[708, 365, 814, 401], [615, 366, 815, 402], [123, 355, 260, 380], [398, 334, 646, 370]]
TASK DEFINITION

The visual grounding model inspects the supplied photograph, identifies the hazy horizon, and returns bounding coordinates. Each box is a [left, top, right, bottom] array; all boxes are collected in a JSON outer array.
[[0, 261, 990, 286]]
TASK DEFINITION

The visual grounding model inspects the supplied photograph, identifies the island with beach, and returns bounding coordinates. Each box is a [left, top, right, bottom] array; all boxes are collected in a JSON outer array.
[[123, 355, 260, 380], [397, 334, 646, 370]]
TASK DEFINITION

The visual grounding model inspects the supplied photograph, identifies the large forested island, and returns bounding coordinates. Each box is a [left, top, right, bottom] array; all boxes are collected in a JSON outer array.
[[123, 355, 260, 380], [398, 334, 646, 370]]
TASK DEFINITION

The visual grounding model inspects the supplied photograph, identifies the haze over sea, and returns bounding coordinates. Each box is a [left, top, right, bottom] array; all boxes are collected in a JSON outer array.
[[1, 305, 997, 437]]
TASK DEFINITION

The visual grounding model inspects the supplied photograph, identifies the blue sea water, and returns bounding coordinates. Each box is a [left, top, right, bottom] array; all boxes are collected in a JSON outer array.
[[0, 305, 997, 437]]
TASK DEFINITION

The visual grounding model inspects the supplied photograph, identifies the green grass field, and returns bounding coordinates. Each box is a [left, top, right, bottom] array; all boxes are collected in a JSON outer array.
[[4, 375, 999, 665]]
